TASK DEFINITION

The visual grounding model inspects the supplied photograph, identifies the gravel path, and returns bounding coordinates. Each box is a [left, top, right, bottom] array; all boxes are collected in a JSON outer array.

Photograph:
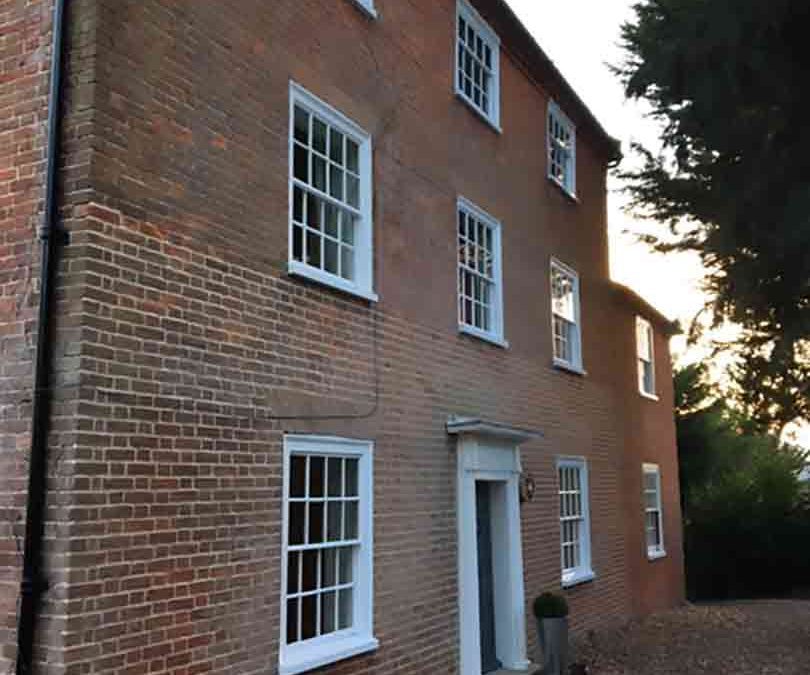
[[572, 600, 810, 674]]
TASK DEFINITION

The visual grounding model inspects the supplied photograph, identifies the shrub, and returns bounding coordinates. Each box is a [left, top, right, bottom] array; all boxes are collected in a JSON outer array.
[[533, 592, 569, 619]]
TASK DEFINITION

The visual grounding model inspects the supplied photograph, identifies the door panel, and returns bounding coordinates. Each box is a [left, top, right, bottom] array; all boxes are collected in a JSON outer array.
[[476, 481, 501, 674]]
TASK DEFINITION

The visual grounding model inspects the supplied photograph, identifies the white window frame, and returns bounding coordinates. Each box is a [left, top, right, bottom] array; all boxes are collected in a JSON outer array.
[[636, 316, 658, 399], [457, 196, 506, 348], [547, 101, 577, 197], [349, 0, 377, 19], [280, 436, 377, 675], [455, 0, 501, 130], [557, 457, 594, 587], [643, 463, 666, 560], [288, 82, 377, 302], [550, 258, 583, 373]]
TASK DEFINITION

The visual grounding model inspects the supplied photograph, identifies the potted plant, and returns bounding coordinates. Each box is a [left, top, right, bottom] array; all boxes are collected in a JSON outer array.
[[532, 592, 569, 675]]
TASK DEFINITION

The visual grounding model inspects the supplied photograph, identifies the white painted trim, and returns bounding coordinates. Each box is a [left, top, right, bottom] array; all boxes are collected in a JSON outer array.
[[550, 258, 583, 371], [446, 417, 540, 443], [288, 82, 375, 300], [279, 436, 377, 674], [456, 434, 529, 675], [457, 196, 506, 346], [547, 100, 577, 198], [557, 457, 593, 587], [455, 0, 501, 131]]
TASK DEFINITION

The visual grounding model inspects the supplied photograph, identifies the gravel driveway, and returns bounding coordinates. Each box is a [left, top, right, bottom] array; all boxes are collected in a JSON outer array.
[[572, 600, 810, 674]]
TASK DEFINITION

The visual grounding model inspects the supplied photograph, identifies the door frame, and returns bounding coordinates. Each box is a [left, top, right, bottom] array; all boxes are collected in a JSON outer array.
[[449, 418, 536, 674]]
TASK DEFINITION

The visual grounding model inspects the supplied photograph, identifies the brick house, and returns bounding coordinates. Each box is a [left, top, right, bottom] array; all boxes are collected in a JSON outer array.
[[0, 0, 685, 673]]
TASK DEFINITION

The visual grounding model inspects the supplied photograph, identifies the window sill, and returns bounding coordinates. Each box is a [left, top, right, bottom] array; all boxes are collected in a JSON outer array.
[[552, 359, 587, 377], [288, 261, 379, 303], [547, 175, 579, 204], [562, 568, 595, 589], [349, 0, 378, 19], [459, 324, 509, 349], [280, 633, 379, 675], [647, 549, 667, 561], [639, 390, 660, 402], [454, 91, 502, 134]]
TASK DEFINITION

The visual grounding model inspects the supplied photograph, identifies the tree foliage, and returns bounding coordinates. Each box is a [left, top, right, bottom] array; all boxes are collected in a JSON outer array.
[[675, 364, 810, 599], [618, 0, 810, 431]]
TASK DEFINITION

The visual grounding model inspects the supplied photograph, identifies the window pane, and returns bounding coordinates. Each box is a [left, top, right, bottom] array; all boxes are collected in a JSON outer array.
[[301, 595, 317, 640], [327, 458, 343, 497], [312, 155, 327, 192], [289, 502, 305, 546], [346, 140, 359, 173], [345, 459, 359, 496], [325, 239, 339, 275], [329, 164, 344, 200], [345, 500, 358, 540], [321, 590, 337, 635], [302, 550, 318, 592], [313, 117, 327, 155], [340, 246, 354, 281], [294, 107, 309, 144], [322, 548, 337, 587], [330, 129, 344, 164], [338, 589, 353, 630], [293, 186, 304, 223], [293, 144, 308, 182], [338, 547, 353, 584], [287, 551, 299, 594], [290, 455, 307, 497], [309, 457, 325, 498], [309, 502, 324, 544], [327, 501, 342, 542], [324, 203, 339, 238], [346, 174, 359, 209], [306, 193, 321, 230], [306, 231, 321, 268], [286, 598, 299, 644]]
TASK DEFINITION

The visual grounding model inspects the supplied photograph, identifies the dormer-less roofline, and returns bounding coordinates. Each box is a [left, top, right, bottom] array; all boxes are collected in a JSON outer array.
[[469, 0, 623, 165]]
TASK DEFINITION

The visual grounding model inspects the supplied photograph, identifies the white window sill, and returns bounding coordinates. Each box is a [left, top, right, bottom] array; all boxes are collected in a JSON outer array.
[[562, 568, 595, 589], [639, 390, 660, 402], [459, 324, 509, 349], [349, 0, 378, 19], [280, 633, 379, 675], [647, 548, 667, 561], [552, 359, 587, 377], [454, 91, 502, 134], [288, 261, 379, 303], [547, 175, 578, 203]]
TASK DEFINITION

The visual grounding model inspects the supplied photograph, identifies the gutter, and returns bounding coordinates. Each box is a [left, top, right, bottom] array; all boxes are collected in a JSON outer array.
[[16, 0, 68, 672]]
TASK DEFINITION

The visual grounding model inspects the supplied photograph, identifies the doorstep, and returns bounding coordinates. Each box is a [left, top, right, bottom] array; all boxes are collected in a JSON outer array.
[[490, 665, 538, 675]]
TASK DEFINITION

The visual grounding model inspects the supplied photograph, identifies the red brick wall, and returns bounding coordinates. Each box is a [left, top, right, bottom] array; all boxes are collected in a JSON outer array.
[[0, 0, 54, 668], [0, 0, 684, 672]]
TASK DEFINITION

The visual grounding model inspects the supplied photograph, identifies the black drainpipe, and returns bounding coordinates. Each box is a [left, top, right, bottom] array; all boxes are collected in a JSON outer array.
[[16, 0, 67, 672]]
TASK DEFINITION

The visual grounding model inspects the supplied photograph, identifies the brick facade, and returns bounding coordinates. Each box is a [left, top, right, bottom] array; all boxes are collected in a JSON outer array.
[[0, 1, 684, 673]]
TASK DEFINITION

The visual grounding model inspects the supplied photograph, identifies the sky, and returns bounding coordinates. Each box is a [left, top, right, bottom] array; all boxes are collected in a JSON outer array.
[[504, 0, 810, 449]]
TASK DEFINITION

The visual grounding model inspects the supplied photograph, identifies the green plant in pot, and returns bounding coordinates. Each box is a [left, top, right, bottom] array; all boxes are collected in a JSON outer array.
[[532, 592, 569, 675]]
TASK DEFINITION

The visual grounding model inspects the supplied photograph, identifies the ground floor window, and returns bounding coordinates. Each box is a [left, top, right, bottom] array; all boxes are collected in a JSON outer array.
[[280, 436, 377, 675], [643, 463, 666, 559], [558, 457, 594, 586]]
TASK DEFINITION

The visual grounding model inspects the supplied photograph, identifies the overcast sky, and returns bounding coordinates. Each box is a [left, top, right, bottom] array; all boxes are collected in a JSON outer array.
[[504, 0, 810, 448]]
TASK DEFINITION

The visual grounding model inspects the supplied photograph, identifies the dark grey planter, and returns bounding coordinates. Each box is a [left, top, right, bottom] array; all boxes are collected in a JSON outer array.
[[536, 616, 569, 675]]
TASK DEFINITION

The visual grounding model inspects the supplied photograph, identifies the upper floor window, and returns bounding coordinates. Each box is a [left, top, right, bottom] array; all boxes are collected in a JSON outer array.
[[643, 463, 666, 559], [289, 82, 377, 302], [455, 0, 501, 129], [457, 197, 505, 347], [349, 0, 377, 18], [637, 317, 656, 397], [281, 436, 378, 674], [548, 101, 576, 197], [551, 259, 582, 371], [558, 458, 594, 587]]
